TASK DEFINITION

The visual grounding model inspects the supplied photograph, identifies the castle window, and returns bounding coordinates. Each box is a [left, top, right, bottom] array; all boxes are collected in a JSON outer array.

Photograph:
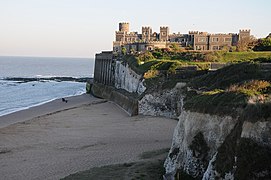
[[212, 37, 219, 42], [213, 46, 219, 50], [224, 38, 232, 42], [198, 38, 206, 42], [196, 46, 202, 50]]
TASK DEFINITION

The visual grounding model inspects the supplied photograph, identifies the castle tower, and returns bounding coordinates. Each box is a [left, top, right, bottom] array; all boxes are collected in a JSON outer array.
[[160, 26, 169, 41], [119, 22, 130, 33], [239, 29, 251, 41], [142, 27, 152, 42], [115, 22, 130, 42]]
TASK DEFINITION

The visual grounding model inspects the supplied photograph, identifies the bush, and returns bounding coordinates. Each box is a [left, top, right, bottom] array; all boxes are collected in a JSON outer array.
[[227, 80, 271, 96], [138, 51, 155, 62]]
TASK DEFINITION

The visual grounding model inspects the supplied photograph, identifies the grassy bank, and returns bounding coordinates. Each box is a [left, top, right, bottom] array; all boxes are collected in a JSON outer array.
[[123, 51, 271, 79], [184, 62, 271, 118]]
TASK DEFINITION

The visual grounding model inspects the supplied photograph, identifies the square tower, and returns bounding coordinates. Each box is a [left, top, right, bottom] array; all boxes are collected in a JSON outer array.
[[239, 29, 251, 41], [119, 22, 130, 33], [142, 27, 152, 42], [160, 27, 169, 41]]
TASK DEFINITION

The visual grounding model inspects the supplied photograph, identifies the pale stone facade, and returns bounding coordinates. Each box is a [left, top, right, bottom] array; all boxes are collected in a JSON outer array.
[[113, 22, 251, 53]]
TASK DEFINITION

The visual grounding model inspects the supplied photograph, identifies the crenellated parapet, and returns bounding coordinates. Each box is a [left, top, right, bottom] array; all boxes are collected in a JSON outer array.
[[239, 29, 251, 33], [119, 22, 130, 32], [189, 31, 199, 34]]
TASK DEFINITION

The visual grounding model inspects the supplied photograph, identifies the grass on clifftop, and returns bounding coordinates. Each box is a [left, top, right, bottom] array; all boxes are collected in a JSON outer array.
[[189, 62, 262, 90], [184, 62, 271, 118], [123, 55, 210, 76], [123, 51, 271, 90], [150, 49, 271, 63]]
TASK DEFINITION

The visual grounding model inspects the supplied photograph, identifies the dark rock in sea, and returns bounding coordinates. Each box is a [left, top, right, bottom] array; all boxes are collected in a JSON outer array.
[[4, 77, 93, 83]]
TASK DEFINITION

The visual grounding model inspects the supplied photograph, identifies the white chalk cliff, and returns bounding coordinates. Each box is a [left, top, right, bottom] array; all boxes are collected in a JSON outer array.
[[114, 61, 146, 95]]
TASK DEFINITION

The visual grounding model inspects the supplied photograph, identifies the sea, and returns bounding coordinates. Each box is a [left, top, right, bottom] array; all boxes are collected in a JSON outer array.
[[0, 56, 95, 117]]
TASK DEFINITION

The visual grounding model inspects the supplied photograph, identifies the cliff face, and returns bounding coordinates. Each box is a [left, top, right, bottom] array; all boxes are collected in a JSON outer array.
[[163, 96, 271, 180], [164, 111, 271, 180], [164, 111, 236, 179], [138, 83, 186, 119], [114, 61, 146, 95]]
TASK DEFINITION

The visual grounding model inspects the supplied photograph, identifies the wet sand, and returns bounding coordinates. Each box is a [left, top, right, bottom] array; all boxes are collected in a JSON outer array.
[[0, 94, 177, 180]]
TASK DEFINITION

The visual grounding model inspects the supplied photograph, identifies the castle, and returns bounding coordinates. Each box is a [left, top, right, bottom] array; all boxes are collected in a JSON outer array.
[[113, 22, 251, 52]]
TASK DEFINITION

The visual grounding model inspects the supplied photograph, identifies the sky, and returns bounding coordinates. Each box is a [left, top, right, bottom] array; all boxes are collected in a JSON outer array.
[[0, 0, 270, 58]]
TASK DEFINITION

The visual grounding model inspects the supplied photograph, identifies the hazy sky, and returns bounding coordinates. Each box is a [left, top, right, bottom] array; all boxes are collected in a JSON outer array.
[[0, 0, 270, 58]]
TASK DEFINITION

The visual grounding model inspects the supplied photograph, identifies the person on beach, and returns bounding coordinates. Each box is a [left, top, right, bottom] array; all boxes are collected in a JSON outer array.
[[62, 98, 68, 103]]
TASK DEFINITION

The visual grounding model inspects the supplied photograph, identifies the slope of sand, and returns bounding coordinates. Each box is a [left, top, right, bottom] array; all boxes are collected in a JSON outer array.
[[0, 94, 177, 180]]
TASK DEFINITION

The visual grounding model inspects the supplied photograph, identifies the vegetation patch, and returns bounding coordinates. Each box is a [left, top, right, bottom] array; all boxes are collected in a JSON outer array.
[[242, 102, 271, 122], [184, 91, 247, 117], [235, 138, 271, 180], [189, 62, 262, 90], [227, 80, 271, 96]]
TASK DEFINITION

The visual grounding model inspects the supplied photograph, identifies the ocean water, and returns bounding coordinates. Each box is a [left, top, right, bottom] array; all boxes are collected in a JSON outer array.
[[0, 56, 95, 116]]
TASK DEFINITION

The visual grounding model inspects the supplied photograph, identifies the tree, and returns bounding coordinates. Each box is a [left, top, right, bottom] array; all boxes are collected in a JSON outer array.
[[138, 51, 154, 62], [236, 35, 257, 51], [254, 37, 271, 51], [130, 48, 136, 54], [261, 38, 271, 47], [121, 46, 127, 55], [170, 43, 181, 53]]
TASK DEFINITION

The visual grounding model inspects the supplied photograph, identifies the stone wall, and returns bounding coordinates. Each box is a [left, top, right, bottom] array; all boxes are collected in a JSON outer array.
[[94, 51, 114, 86], [91, 83, 138, 116], [92, 51, 146, 116]]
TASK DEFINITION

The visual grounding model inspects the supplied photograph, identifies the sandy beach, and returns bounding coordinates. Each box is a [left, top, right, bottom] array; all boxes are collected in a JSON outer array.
[[0, 94, 177, 180]]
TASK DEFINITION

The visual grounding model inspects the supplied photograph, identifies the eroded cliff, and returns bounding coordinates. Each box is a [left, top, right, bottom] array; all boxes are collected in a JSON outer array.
[[115, 61, 146, 95], [138, 83, 186, 119], [163, 62, 271, 180]]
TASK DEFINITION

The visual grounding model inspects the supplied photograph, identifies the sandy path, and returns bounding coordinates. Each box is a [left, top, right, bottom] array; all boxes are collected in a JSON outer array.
[[0, 95, 177, 180]]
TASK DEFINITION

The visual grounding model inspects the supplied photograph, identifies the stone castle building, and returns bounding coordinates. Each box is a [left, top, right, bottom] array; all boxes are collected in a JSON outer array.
[[113, 22, 251, 52]]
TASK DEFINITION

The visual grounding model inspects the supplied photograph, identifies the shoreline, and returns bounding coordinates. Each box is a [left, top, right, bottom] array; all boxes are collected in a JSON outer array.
[[0, 94, 177, 180], [0, 93, 95, 128], [0, 92, 84, 118]]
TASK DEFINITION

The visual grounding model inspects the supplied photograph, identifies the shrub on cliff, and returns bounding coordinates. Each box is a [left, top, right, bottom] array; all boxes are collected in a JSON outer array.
[[227, 80, 271, 96], [138, 51, 155, 62], [189, 62, 262, 90]]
